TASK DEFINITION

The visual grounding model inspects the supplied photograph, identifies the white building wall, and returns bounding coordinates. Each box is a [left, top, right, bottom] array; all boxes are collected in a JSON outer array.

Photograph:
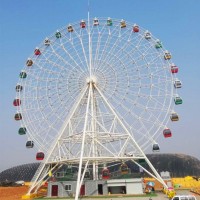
[[126, 182, 143, 194]]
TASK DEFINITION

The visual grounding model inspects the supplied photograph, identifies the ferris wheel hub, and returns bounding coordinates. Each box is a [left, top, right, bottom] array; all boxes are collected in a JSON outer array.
[[86, 76, 97, 84]]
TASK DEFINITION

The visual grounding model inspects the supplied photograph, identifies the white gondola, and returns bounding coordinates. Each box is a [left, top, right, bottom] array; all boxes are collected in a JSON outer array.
[[174, 79, 182, 88], [164, 50, 172, 60], [152, 143, 160, 152], [67, 24, 74, 32], [44, 38, 50, 46], [145, 31, 151, 39], [93, 17, 99, 26]]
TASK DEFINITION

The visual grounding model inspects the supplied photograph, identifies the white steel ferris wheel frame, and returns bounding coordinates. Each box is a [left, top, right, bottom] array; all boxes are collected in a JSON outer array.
[[16, 12, 181, 200]]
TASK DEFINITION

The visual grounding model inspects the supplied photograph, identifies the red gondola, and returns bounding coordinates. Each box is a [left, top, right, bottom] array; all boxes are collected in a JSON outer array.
[[120, 163, 129, 174], [15, 113, 22, 121], [133, 24, 139, 32], [80, 20, 86, 28], [171, 64, 178, 73], [102, 168, 110, 179], [163, 129, 172, 138], [13, 99, 21, 106], [36, 152, 45, 160], [34, 48, 41, 55]]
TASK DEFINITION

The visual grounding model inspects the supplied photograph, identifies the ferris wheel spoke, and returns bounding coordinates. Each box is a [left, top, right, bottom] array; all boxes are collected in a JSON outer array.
[[53, 40, 85, 74], [64, 30, 90, 72], [96, 22, 120, 65]]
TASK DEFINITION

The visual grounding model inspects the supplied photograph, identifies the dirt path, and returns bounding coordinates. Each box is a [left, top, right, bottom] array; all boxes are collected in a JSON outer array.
[[0, 186, 29, 200]]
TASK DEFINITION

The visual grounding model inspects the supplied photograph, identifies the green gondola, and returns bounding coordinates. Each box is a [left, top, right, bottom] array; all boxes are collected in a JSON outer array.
[[107, 18, 113, 26], [155, 41, 162, 48], [174, 97, 183, 105], [55, 31, 61, 38], [18, 127, 26, 135], [19, 71, 27, 78]]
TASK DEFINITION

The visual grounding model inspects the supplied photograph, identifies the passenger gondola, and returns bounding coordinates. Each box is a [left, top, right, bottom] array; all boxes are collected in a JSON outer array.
[[102, 167, 110, 179], [67, 24, 74, 32], [93, 17, 99, 26], [171, 64, 178, 73], [133, 24, 139, 32], [80, 20, 86, 28], [15, 113, 22, 121], [13, 99, 21, 106], [36, 152, 45, 160], [163, 129, 172, 138], [174, 79, 182, 88], [120, 19, 126, 28], [15, 84, 23, 92], [26, 141, 34, 148], [120, 163, 129, 174], [170, 113, 179, 121], [34, 47, 41, 55], [55, 30, 62, 38], [44, 38, 50, 46], [26, 58, 33, 66], [174, 96, 183, 105], [164, 51, 171, 60], [19, 71, 27, 79], [152, 143, 160, 152], [18, 127, 26, 135], [145, 31, 151, 39], [107, 17, 113, 26]]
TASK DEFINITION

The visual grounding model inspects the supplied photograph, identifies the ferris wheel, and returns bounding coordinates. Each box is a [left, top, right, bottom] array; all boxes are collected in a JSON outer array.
[[14, 17, 182, 199]]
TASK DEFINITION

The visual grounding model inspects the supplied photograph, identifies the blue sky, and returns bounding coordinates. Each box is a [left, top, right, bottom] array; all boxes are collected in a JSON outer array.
[[0, 0, 200, 172]]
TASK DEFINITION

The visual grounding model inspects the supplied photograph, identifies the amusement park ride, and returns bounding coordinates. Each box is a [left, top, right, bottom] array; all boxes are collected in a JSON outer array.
[[13, 7, 182, 200]]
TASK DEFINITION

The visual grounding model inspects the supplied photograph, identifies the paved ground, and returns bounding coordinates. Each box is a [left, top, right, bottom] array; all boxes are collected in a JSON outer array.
[[38, 190, 200, 200]]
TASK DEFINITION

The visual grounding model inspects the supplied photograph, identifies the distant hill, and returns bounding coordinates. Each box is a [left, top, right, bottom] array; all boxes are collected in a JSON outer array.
[[0, 154, 200, 182], [146, 153, 200, 177]]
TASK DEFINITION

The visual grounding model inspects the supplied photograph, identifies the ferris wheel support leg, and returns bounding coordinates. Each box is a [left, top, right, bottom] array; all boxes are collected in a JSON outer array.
[[90, 81, 98, 180], [131, 159, 168, 189], [94, 84, 168, 189], [26, 162, 49, 195], [144, 157, 168, 188], [27, 87, 89, 197], [75, 83, 92, 200]]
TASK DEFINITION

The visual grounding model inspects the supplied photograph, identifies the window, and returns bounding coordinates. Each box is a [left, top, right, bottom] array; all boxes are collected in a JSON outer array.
[[65, 184, 72, 191]]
